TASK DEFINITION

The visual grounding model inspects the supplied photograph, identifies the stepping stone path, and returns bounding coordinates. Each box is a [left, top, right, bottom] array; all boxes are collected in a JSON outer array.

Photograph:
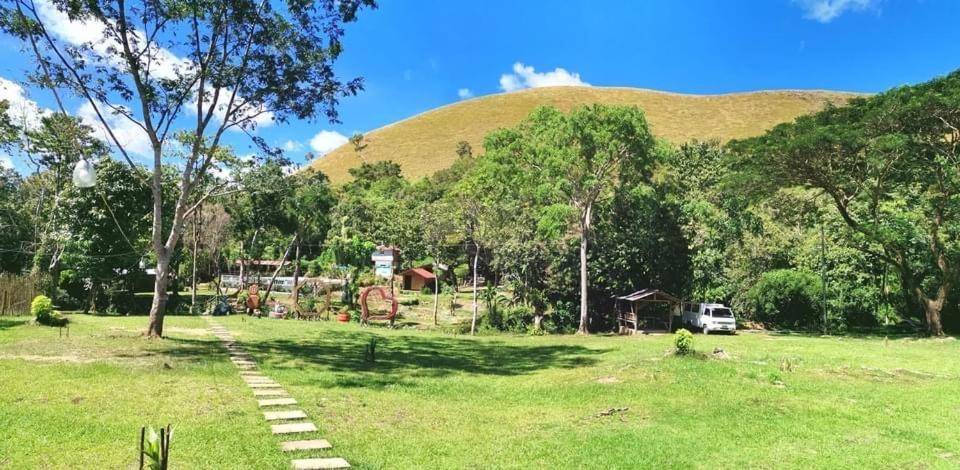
[[205, 318, 351, 469]]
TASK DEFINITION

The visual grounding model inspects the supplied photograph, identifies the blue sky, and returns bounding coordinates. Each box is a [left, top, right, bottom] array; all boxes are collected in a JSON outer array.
[[2, 0, 960, 173]]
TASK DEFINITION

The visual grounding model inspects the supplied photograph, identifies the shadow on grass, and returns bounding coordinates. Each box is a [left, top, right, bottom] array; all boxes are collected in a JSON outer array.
[[0, 317, 29, 330], [242, 330, 608, 389], [110, 336, 231, 365]]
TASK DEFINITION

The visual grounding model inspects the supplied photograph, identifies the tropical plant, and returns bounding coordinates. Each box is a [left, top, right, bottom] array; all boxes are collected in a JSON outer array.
[[673, 328, 694, 355]]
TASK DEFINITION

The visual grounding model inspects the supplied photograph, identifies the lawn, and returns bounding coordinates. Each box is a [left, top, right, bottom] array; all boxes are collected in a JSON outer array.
[[2, 314, 959, 469]]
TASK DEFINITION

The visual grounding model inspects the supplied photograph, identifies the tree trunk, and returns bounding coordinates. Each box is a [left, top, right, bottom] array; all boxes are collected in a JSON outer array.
[[917, 285, 948, 336], [146, 255, 170, 337], [433, 270, 440, 326], [470, 242, 480, 335], [576, 204, 592, 334], [190, 206, 200, 314], [292, 239, 301, 306], [534, 313, 543, 331], [84, 280, 97, 314], [238, 240, 245, 290], [262, 234, 298, 303]]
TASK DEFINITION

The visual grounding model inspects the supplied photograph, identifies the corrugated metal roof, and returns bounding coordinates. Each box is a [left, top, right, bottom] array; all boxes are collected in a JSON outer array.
[[615, 288, 680, 303]]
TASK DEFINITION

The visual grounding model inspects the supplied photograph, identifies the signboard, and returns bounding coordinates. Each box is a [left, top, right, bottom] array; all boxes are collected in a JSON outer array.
[[371, 246, 397, 263], [372, 246, 397, 280]]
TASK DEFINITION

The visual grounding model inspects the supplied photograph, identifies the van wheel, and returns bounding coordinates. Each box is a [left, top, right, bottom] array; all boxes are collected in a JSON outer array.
[[702, 326, 709, 335]]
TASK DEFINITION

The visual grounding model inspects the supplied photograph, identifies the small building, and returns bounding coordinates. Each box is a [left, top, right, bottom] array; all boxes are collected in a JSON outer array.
[[614, 288, 681, 334], [400, 266, 437, 292]]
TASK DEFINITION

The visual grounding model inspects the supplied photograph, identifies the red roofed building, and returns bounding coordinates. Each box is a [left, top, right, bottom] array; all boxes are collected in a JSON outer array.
[[400, 266, 437, 291]]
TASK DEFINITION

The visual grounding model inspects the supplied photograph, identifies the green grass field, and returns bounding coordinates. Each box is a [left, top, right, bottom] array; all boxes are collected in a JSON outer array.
[[2, 314, 958, 469]]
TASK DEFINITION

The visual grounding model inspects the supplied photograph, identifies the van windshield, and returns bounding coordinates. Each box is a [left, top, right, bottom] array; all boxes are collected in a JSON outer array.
[[711, 308, 733, 318]]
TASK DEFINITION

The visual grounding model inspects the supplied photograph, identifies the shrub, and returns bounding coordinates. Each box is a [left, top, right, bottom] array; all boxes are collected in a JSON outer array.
[[501, 305, 534, 333], [746, 269, 824, 329], [421, 285, 433, 295], [300, 295, 317, 313], [399, 297, 419, 306], [32, 295, 67, 326], [673, 328, 694, 355]]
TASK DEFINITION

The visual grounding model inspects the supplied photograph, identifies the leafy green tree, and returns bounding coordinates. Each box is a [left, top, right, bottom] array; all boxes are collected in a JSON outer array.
[[733, 71, 960, 335], [0, 168, 30, 273], [59, 159, 150, 312], [2, 0, 375, 337], [284, 169, 336, 305], [479, 105, 656, 334], [746, 269, 824, 329], [21, 114, 109, 293]]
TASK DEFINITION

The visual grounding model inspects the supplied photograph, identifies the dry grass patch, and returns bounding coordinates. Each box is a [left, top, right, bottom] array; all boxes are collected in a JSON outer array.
[[310, 86, 860, 183]]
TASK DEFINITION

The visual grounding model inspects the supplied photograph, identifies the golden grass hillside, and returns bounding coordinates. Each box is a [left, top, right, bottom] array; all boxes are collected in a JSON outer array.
[[309, 86, 859, 183]]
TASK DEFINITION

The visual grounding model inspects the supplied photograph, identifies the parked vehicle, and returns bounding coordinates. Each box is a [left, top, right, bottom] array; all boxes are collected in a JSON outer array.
[[681, 302, 737, 334]]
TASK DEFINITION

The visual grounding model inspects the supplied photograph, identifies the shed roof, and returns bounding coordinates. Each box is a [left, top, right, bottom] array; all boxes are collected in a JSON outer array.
[[615, 288, 680, 303], [401, 267, 436, 280]]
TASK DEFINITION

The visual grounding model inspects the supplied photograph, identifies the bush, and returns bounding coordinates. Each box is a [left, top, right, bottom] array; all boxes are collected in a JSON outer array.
[[32, 295, 67, 326], [746, 269, 824, 329], [501, 305, 534, 333], [673, 328, 694, 355], [421, 285, 433, 295]]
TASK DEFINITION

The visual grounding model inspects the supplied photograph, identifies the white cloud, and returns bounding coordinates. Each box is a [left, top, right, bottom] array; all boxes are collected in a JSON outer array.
[[457, 88, 473, 99], [35, 0, 191, 81], [309, 130, 348, 156], [36, 0, 270, 130], [77, 102, 153, 159], [0, 77, 51, 131], [794, 0, 875, 23], [499, 62, 590, 92], [0, 155, 14, 170], [282, 140, 303, 151]]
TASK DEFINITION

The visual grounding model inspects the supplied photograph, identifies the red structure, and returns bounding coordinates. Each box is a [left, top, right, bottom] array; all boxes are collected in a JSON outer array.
[[359, 286, 399, 325], [400, 266, 437, 291]]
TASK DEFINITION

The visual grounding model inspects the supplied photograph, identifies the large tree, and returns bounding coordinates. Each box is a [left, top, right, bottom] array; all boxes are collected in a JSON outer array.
[[733, 70, 960, 335], [1, 0, 375, 336], [478, 105, 655, 334]]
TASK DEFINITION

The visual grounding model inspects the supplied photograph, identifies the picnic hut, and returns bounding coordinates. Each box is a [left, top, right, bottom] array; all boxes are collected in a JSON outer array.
[[614, 288, 681, 334], [400, 266, 437, 292]]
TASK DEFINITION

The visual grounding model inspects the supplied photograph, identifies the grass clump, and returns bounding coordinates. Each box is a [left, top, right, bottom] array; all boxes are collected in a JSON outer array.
[[673, 328, 694, 355]]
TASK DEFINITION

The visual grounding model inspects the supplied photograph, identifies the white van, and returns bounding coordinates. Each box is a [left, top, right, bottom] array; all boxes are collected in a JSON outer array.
[[681, 302, 737, 334]]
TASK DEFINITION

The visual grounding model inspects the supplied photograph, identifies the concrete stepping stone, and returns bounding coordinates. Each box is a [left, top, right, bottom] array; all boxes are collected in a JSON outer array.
[[280, 439, 332, 452], [259, 398, 297, 407], [254, 389, 287, 396], [248, 382, 282, 389], [291, 457, 350, 469], [264, 410, 308, 421], [244, 377, 275, 383], [271, 422, 317, 434]]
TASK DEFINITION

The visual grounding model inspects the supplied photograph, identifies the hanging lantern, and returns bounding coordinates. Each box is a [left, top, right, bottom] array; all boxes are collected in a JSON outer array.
[[72, 158, 97, 188]]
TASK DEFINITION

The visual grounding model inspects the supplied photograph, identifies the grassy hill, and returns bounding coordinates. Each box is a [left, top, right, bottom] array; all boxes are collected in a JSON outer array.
[[309, 86, 859, 183]]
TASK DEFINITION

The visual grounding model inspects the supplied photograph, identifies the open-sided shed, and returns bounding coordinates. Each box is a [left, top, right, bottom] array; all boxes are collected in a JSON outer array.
[[615, 288, 681, 334]]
